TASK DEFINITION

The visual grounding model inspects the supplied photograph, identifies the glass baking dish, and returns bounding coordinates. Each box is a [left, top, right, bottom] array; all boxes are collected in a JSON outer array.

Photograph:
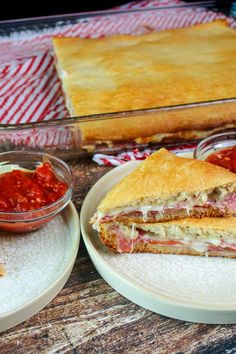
[[0, 1, 235, 160]]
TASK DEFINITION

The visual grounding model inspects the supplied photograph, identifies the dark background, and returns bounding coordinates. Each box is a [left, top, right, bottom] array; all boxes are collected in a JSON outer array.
[[0, 1, 130, 21], [0, 0, 233, 21]]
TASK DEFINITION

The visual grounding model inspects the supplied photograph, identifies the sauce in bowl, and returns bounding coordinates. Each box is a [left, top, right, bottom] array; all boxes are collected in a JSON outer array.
[[206, 146, 236, 173], [0, 162, 68, 213]]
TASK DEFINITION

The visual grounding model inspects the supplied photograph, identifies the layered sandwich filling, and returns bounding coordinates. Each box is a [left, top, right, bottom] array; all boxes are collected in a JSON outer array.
[[93, 185, 236, 228], [105, 222, 236, 255]]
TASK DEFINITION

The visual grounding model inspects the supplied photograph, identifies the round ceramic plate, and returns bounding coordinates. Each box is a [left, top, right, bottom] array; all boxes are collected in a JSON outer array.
[[0, 201, 80, 333], [81, 152, 236, 324]]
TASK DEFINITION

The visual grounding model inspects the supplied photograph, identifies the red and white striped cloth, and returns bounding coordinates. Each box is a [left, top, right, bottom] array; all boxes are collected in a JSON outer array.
[[92, 142, 197, 166], [0, 0, 233, 152], [0, 0, 229, 125]]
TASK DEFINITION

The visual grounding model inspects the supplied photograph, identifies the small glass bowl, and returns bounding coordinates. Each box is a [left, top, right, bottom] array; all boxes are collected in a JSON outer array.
[[0, 151, 73, 233], [194, 131, 236, 161]]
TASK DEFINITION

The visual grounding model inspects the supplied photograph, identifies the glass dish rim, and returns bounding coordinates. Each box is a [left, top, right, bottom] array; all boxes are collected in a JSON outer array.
[[0, 97, 236, 131], [0, 1, 218, 27], [193, 131, 236, 159]]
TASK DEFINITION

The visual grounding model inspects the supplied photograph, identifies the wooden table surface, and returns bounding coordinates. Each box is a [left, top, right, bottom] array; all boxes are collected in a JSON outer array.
[[0, 158, 236, 354]]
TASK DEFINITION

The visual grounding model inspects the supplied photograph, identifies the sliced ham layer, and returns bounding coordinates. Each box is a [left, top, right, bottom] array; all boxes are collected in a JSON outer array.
[[98, 192, 236, 225], [109, 225, 236, 254]]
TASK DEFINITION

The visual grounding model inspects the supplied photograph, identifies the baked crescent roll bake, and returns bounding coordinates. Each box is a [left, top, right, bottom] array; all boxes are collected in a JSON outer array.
[[53, 20, 236, 148]]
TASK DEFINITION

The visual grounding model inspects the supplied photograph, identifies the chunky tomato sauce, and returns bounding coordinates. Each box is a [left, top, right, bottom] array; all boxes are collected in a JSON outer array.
[[206, 146, 236, 173], [0, 162, 68, 212]]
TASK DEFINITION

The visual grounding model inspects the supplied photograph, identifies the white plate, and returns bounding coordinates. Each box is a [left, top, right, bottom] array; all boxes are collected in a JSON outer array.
[[0, 201, 80, 333], [81, 153, 236, 324]]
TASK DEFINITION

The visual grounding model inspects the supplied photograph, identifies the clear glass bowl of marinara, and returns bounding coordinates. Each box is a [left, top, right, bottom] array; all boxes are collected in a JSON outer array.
[[194, 131, 236, 173], [0, 151, 73, 233]]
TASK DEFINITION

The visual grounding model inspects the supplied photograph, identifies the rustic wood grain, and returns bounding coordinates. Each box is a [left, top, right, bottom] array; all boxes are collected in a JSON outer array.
[[0, 159, 236, 353]]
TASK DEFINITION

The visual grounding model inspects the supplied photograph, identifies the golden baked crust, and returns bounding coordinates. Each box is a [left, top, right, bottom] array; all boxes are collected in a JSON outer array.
[[53, 20, 236, 116], [74, 105, 236, 144], [98, 148, 236, 213], [0, 264, 5, 276], [53, 20, 236, 146]]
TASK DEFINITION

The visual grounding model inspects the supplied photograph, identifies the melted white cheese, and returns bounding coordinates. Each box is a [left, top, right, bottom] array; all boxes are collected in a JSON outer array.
[[130, 223, 136, 253], [191, 242, 208, 253], [0, 162, 30, 175]]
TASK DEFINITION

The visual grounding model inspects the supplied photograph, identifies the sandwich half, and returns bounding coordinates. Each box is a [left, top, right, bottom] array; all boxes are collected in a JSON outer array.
[[99, 217, 236, 257], [92, 148, 236, 228]]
